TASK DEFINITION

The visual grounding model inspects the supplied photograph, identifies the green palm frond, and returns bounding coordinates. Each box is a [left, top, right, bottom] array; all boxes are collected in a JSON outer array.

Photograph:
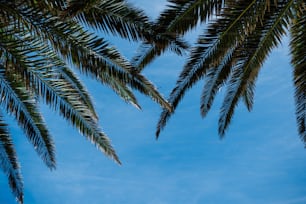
[[200, 47, 236, 117], [242, 80, 256, 112], [0, 0, 177, 202], [0, 22, 99, 120], [25, 47, 121, 164], [0, 115, 23, 204], [1, 1, 173, 164], [1, 1, 170, 111], [218, 0, 294, 136], [61, 33, 171, 110], [59, 67, 99, 120], [156, 0, 268, 137], [64, 0, 188, 54], [131, 0, 222, 70], [156, 0, 304, 139], [157, 0, 222, 35], [51, 19, 171, 110], [0, 12, 120, 162], [131, 37, 188, 71], [0, 67, 56, 169], [63, 0, 153, 41], [290, 3, 306, 142], [30, 66, 121, 163]]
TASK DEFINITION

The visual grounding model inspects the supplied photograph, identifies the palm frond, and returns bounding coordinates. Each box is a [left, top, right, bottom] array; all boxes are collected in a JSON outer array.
[[157, 0, 223, 35], [131, 37, 188, 71], [30, 10, 170, 110], [60, 32, 171, 110], [132, 0, 223, 71], [290, 2, 306, 143], [59, 67, 99, 120], [0, 3, 97, 117], [33, 68, 121, 163], [0, 20, 99, 119], [1, 4, 162, 111], [242, 80, 256, 111], [66, 0, 190, 71], [200, 47, 235, 117], [0, 67, 56, 169], [65, 0, 188, 52], [218, 1, 294, 136], [24, 50, 122, 164], [1, 1, 171, 111], [156, 0, 268, 137], [64, 0, 152, 41], [0, 114, 23, 204], [0, 0, 177, 202], [0, 22, 121, 164]]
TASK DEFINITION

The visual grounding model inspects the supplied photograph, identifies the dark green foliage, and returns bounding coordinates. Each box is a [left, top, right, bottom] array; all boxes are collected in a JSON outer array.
[[290, 7, 306, 143], [148, 0, 305, 142], [0, 1, 173, 203], [0, 116, 23, 203]]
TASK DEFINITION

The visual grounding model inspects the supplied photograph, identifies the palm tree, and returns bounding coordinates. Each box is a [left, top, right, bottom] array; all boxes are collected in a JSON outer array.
[[0, 0, 179, 203], [134, 1, 305, 141]]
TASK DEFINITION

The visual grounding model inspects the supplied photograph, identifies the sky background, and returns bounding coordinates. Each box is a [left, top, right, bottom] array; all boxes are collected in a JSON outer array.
[[1, 1, 306, 203]]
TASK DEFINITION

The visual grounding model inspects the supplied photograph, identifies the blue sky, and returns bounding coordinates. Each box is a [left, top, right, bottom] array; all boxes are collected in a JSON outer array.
[[1, 1, 306, 204]]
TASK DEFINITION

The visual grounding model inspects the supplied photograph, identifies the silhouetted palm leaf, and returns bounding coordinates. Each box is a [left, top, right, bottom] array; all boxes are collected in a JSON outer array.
[[0, 1, 171, 203], [156, 0, 305, 143], [290, 6, 306, 143], [63, 0, 152, 41], [0, 115, 23, 203], [132, 0, 225, 70], [0, 68, 56, 168]]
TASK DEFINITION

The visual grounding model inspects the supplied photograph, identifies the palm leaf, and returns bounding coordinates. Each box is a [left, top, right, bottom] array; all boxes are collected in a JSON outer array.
[[0, 67, 56, 169], [156, 0, 268, 137], [24, 50, 122, 164], [63, 0, 153, 41], [0, 0, 175, 202], [0, 22, 120, 164], [218, 0, 294, 136], [1, 1, 169, 110], [0, 114, 23, 204], [131, 0, 223, 70], [200, 47, 236, 117], [290, 2, 306, 143], [37, 13, 171, 110], [0, 21, 99, 119], [64, 0, 188, 53], [131, 37, 188, 71], [59, 67, 99, 120], [157, 0, 223, 35]]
